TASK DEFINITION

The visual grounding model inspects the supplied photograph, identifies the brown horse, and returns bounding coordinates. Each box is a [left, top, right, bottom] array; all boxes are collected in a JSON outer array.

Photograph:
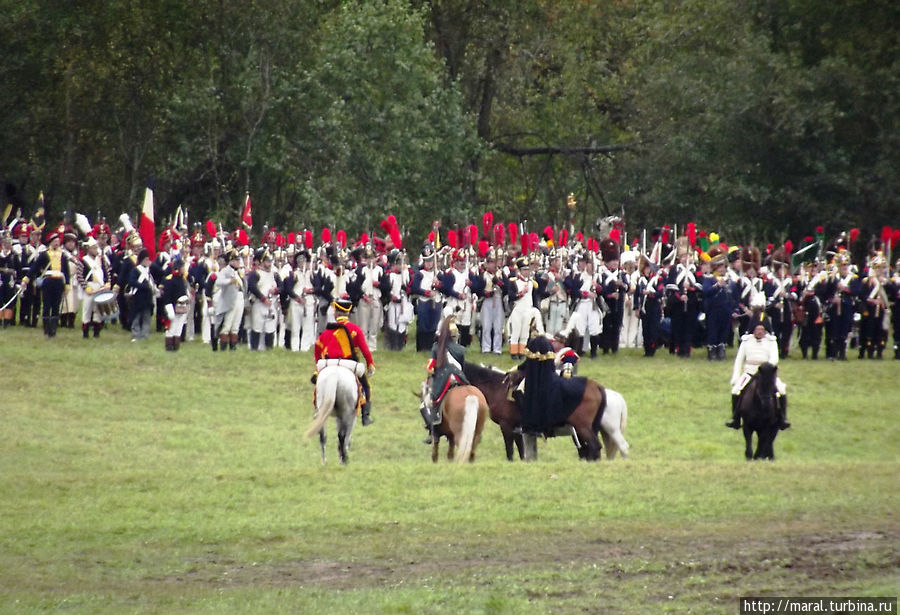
[[464, 362, 607, 461], [737, 362, 781, 460], [418, 379, 488, 463]]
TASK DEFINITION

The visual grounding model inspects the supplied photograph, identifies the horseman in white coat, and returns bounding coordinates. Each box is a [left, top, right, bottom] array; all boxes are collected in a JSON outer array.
[[726, 312, 790, 430]]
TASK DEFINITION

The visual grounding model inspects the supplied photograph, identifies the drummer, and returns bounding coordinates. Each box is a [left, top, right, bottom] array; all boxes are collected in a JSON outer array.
[[78, 237, 112, 339], [162, 256, 191, 351]]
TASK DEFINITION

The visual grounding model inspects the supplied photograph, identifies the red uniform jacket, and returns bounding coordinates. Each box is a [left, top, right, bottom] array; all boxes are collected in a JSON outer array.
[[314, 319, 374, 367]]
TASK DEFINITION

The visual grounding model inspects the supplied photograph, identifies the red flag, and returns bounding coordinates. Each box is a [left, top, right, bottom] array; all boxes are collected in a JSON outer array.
[[241, 193, 252, 230], [139, 186, 156, 259]]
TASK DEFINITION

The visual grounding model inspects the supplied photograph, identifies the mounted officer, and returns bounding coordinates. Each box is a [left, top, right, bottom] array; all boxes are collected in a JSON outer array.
[[423, 315, 469, 444]]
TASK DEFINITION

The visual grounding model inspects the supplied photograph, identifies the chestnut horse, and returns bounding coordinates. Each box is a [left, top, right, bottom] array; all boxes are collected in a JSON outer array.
[[418, 379, 488, 463]]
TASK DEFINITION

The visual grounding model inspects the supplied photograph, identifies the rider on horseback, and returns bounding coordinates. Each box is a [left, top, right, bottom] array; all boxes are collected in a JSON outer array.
[[313, 298, 376, 425], [423, 315, 470, 444], [726, 312, 790, 430]]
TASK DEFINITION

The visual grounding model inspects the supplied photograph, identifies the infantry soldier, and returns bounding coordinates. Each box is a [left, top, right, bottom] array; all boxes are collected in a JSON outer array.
[[886, 258, 900, 360], [666, 238, 702, 357], [637, 254, 666, 357], [355, 244, 384, 351], [598, 238, 625, 355], [767, 246, 795, 358], [0, 232, 20, 327], [382, 249, 413, 351], [312, 244, 336, 333], [619, 250, 641, 349], [20, 225, 70, 338], [702, 245, 734, 361], [18, 224, 43, 327], [410, 243, 442, 351], [246, 247, 282, 350], [77, 237, 112, 338], [819, 250, 860, 361], [858, 252, 889, 359], [797, 259, 825, 359], [161, 256, 191, 351], [283, 248, 318, 351], [566, 253, 603, 357], [439, 248, 477, 347], [213, 249, 245, 351], [59, 227, 80, 328], [506, 256, 540, 360], [127, 248, 157, 341], [544, 248, 570, 339]]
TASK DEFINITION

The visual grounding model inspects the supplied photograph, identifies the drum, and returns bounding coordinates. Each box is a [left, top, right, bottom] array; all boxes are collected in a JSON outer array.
[[174, 295, 190, 315], [92, 289, 118, 320]]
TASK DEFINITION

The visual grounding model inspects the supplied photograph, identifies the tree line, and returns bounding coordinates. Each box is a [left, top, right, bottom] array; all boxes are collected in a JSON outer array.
[[1, 0, 895, 246]]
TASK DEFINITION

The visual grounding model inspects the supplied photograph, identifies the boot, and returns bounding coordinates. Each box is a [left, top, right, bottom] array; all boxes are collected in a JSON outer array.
[[284, 330, 292, 350], [717, 344, 727, 361], [93, 323, 101, 338], [361, 402, 373, 426], [420, 405, 433, 444], [725, 394, 741, 429], [264, 332, 275, 350], [707, 346, 715, 361], [858, 346, 866, 360], [49, 316, 58, 337], [165, 336, 174, 351], [229, 334, 238, 350], [801, 346, 808, 359], [777, 395, 791, 430], [838, 345, 847, 361], [42, 317, 50, 336], [811, 345, 819, 360], [894, 347, 900, 360], [590, 335, 601, 358], [210, 326, 219, 351], [83, 323, 90, 339], [249, 331, 260, 351], [173, 337, 181, 351]]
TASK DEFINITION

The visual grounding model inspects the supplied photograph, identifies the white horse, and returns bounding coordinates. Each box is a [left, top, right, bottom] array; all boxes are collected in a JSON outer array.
[[598, 388, 630, 460], [304, 364, 360, 465]]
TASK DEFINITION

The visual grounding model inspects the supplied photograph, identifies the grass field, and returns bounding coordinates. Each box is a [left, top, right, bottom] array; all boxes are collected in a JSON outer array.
[[0, 324, 897, 614]]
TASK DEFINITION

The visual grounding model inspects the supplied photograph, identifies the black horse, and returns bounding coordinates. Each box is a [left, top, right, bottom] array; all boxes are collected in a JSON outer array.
[[737, 362, 781, 460]]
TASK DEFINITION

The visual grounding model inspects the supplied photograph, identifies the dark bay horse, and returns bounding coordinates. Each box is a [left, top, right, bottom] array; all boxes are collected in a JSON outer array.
[[738, 362, 780, 460], [463, 362, 607, 461]]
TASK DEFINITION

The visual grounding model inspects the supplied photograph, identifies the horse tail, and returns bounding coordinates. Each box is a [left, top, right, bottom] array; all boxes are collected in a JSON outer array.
[[305, 369, 337, 438], [619, 395, 628, 434], [455, 394, 479, 464]]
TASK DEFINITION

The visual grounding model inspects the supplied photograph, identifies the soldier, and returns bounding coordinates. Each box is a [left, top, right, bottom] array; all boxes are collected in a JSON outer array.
[[246, 247, 282, 350], [797, 259, 825, 359], [666, 239, 702, 357], [565, 253, 602, 357], [314, 298, 375, 426], [410, 243, 442, 351], [506, 256, 540, 360], [619, 250, 641, 349], [439, 248, 477, 347], [886, 258, 900, 360], [18, 224, 43, 327], [312, 247, 336, 334], [472, 248, 506, 355], [598, 238, 626, 355], [858, 252, 889, 359], [819, 250, 860, 361], [734, 246, 765, 336], [382, 249, 413, 351], [59, 228, 80, 328], [0, 232, 20, 327], [161, 256, 190, 351], [544, 249, 570, 339], [637, 255, 665, 357], [283, 248, 318, 351], [702, 245, 734, 361], [127, 248, 157, 341], [423, 315, 469, 443], [21, 226, 70, 338], [355, 245, 384, 351], [725, 312, 790, 431], [77, 237, 112, 338], [213, 249, 245, 351], [115, 234, 143, 331], [767, 247, 795, 358], [152, 228, 177, 332]]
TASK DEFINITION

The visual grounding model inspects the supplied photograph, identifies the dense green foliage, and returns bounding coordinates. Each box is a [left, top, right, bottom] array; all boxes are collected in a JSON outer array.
[[1, 0, 896, 241], [0, 326, 896, 613]]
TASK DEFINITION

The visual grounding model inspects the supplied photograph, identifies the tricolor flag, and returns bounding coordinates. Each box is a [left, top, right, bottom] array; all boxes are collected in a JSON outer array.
[[241, 192, 252, 230], [139, 185, 156, 259]]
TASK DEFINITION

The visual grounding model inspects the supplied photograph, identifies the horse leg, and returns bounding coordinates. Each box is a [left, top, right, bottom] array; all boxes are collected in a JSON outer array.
[[446, 434, 455, 461], [743, 426, 753, 460], [600, 430, 615, 460], [338, 426, 348, 465], [319, 429, 327, 465], [431, 437, 439, 463], [502, 427, 515, 462]]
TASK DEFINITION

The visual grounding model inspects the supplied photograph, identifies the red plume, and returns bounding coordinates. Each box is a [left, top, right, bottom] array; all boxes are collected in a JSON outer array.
[[661, 225, 671, 244], [588, 238, 598, 253], [530, 232, 539, 252], [849, 228, 859, 243], [815, 225, 824, 234], [428, 231, 435, 243], [766, 243, 774, 254], [687, 222, 697, 247], [287, 232, 296, 244], [205, 220, 217, 238], [699, 230, 707, 238], [237, 229, 249, 246], [520, 233, 529, 254], [448, 229, 458, 249], [387, 215, 397, 228], [576, 231, 584, 243], [507, 223, 518, 246], [610, 228, 621, 244], [478, 240, 489, 257], [891, 229, 900, 249], [305, 230, 313, 249], [493, 223, 505, 246], [276, 233, 285, 247], [468, 224, 478, 246], [380, 219, 392, 234], [881, 226, 892, 244], [482, 212, 493, 238], [559, 228, 569, 247], [803, 236, 813, 243], [321, 228, 331, 244], [784, 239, 793, 255], [543, 225, 554, 243], [389, 227, 402, 249], [336, 229, 347, 248], [356, 232, 369, 246]]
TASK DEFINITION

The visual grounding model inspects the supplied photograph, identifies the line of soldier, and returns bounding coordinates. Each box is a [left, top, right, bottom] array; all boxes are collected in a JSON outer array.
[[2, 219, 899, 362]]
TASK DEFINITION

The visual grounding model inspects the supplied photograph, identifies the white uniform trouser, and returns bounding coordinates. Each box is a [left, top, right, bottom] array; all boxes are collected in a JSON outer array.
[[620, 300, 641, 348], [216, 295, 244, 335], [731, 367, 787, 396], [572, 298, 603, 351], [386, 298, 413, 334], [200, 292, 211, 343], [443, 296, 473, 326], [287, 296, 317, 351], [250, 300, 278, 334], [546, 300, 568, 337], [508, 303, 540, 347], [81, 284, 103, 324], [480, 294, 504, 353], [166, 312, 187, 338], [357, 297, 383, 350]]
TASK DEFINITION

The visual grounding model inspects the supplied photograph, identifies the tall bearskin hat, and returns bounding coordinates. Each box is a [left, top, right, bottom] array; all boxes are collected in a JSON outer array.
[[740, 246, 761, 273], [599, 238, 620, 263], [707, 244, 728, 267]]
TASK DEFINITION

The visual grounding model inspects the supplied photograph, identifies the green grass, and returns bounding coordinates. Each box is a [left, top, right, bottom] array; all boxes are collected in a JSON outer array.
[[0, 324, 897, 614]]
